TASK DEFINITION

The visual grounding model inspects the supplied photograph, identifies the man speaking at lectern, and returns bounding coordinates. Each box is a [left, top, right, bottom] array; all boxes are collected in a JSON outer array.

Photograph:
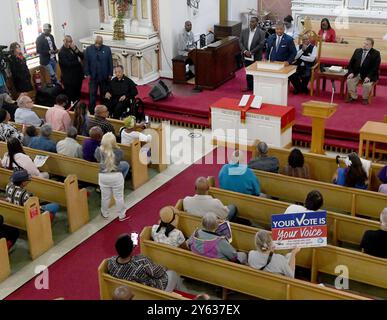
[[266, 22, 297, 65], [239, 17, 266, 91]]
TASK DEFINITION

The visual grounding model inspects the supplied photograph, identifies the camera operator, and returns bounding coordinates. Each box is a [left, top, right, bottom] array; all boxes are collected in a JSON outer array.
[[0, 45, 17, 121], [9, 42, 33, 94]]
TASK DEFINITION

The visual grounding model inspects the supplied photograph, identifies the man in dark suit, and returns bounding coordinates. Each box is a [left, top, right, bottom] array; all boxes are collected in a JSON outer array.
[[266, 22, 297, 65], [346, 37, 381, 105], [58, 35, 84, 104], [36, 23, 59, 86], [84, 36, 113, 114], [239, 17, 266, 91]]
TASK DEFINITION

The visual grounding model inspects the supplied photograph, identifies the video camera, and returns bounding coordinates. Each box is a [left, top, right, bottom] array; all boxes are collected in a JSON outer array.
[[0, 45, 12, 72]]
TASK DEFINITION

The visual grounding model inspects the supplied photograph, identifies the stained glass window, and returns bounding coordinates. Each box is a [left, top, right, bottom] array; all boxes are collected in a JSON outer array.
[[16, 0, 51, 59]]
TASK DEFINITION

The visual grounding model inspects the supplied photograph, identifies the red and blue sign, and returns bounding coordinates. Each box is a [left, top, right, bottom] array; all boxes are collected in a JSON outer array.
[[271, 211, 328, 249]]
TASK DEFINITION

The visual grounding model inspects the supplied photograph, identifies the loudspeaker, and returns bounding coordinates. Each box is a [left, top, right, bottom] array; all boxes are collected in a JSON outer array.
[[149, 80, 171, 101]]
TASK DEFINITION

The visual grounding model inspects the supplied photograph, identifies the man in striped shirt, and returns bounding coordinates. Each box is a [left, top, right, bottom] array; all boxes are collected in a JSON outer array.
[[107, 234, 179, 292]]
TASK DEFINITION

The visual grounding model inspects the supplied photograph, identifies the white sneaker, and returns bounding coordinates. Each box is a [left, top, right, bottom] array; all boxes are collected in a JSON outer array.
[[101, 212, 109, 219], [119, 215, 130, 222]]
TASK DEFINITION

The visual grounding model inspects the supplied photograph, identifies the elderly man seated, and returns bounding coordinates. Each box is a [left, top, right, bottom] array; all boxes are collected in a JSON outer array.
[[248, 142, 279, 173], [28, 123, 56, 153], [56, 126, 83, 158], [186, 212, 247, 264], [104, 66, 138, 120], [87, 105, 115, 135], [15, 95, 44, 127], [360, 208, 387, 258], [219, 150, 261, 196], [289, 33, 317, 95], [183, 177, 237, 221]]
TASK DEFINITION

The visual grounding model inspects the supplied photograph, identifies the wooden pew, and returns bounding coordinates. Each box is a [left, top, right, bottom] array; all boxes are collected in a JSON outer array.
[[176, 187, 380, 248], [251, 146, 385, 192], [12, 122, 148, 190], [249, 170, 387, 220], [0, 238, 11, 283], [31, 104, 168, 173], [98, 260, 188, 300], [0, 168, 89, 233], [0, 197, 53, 259], [140, 226, 368, 300], [175, 212, 387, 290], [0, 142, 99, 185]]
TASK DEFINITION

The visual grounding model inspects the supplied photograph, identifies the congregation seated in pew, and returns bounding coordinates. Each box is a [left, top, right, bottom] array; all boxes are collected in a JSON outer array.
[[87, 105, 116, 136], [248, 230, 301, 278], [28, 124, 57, 153], [0, 108, 23, 142], [22, 125, 37, 147], [0, 214, 19, 251], [186, 212, 247, 264], [183, 177, 237, 221], [56, 126, 83, 159], [378, 165, 387, 194], [219, 150, 261, 197], [73, 102, 89, 137], [1, 137, 49, 179], [281, 148, 310, 179], [14, 95, 44, 127], [284, 190, 324, 214], [82, 126, 103, 162], [332, 152, 368, 190], [248, 142, 279, 173], [151, 206, 186, 249], [107, 234, 180, 292], [360, 208, 387, 259], [45, 94, 72, 133], [5, 170, 59, 222]]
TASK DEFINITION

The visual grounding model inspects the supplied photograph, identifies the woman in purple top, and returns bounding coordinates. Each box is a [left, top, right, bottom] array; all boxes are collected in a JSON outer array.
[[82, 126, 102, 162]]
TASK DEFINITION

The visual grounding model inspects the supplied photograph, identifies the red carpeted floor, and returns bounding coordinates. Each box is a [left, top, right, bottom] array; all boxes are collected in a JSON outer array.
[[6, 150, 227, 300]]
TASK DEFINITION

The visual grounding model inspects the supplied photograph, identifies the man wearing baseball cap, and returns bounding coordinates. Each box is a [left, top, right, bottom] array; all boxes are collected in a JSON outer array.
[[5, 170, 60, 221], [36, 23, 60, 86]]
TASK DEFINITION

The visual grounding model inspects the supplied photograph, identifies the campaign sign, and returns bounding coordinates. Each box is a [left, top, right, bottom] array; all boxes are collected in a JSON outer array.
[[271, 211, 327, 250]]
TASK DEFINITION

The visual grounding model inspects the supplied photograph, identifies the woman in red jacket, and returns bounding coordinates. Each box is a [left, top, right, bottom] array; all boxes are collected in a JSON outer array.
[[318, 18, 336, 43]]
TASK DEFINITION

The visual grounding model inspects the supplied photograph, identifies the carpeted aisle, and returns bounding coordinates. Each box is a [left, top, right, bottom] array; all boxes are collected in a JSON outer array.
[[6, 151, 227, 300]]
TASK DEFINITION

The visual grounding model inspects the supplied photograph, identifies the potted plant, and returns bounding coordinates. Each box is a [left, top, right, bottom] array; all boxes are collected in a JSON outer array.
[[112, 0, 132, 40]]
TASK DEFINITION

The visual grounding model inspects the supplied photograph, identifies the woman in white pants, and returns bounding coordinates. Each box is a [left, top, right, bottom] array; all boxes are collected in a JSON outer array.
[[95, 132, 129, 221]]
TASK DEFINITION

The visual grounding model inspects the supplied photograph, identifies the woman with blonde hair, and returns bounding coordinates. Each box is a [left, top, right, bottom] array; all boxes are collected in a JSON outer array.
[[94, 132, 130, 221], [248, 230, 300, 278]]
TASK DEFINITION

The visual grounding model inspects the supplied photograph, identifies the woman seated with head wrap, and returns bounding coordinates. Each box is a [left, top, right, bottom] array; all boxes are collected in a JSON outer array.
[[151, 206, 187, 249]]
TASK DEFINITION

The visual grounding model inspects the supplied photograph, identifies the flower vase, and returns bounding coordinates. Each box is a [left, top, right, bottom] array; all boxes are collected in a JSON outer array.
[[113, 17, 125, 40]]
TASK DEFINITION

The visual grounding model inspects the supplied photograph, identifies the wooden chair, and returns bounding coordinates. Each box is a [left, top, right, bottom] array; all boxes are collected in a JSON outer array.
[[357, 80, 378, 104], [298, 30, 322, 96], [98, 260, 189, 300], [0, 168, 89, 233], [140, 226, 369, 300], [0, 238, 11, 283]]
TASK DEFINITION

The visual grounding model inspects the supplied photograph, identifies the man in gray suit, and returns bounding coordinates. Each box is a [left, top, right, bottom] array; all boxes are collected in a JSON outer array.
[[239, 17, 266, 91]]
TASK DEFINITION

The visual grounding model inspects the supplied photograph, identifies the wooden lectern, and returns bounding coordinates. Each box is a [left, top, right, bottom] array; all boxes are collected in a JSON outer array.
[[302, 100, 337, 154], [246, 62, 297, 106]]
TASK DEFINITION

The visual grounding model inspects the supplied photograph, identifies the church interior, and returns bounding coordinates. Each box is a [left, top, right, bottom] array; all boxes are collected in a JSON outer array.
[[0, 0, 386, 302]]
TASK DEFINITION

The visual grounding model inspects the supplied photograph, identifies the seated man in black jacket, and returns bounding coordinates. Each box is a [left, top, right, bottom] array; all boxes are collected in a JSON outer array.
[[346, 37, 381, 105], [104, 65, 138, 119]]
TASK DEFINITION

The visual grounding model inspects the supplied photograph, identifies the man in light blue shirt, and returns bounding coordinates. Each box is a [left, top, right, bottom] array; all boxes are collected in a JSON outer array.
[[28, 124, 56, 153], [15, 95, 44, 127], [218, 150, 261, 196]]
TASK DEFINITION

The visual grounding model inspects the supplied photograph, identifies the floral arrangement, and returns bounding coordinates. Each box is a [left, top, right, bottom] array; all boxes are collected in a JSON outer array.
[[111, 0, 132, 40]]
